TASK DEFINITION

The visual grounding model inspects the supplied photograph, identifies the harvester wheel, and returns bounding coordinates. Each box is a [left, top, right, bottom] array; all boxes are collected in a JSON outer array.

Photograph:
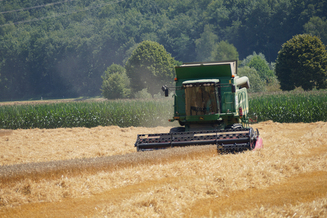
[[249, 127, 256, 150], [178, 120, 186, 126], [169, 127, 185, 133]]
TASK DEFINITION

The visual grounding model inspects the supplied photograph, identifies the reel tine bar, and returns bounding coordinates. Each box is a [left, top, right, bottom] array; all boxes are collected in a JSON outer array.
[[135, 128, 257, 152]]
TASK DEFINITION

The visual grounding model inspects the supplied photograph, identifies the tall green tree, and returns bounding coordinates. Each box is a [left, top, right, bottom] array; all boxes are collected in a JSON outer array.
[[240, 52, 268, 67], [101, 64, 130, 99], [275, 34, 327, 91], [304, 16, 327, 45], [241, 52, 280, 91], [1, 0, 327, 100], [125, 40, 176, 96], [238, 66, 266, 93], [211, 40, 239, 61], [247, 56, 275, 82], [195, 25, 219, 61]]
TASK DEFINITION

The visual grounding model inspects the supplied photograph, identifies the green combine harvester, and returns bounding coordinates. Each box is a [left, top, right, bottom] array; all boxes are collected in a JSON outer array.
[[135, 60, 263, 152]]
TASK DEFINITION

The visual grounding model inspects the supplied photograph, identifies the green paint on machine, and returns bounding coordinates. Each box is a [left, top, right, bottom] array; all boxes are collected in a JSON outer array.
[[135, 60, 263, 152]]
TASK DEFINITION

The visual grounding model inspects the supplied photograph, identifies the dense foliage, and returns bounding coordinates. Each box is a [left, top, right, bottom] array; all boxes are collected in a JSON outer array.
[[304, 16, 327, 45], [239, 52, 279, 92], [125, 41, 176, 96], [0, 0, 326, 100], [101, 64, 130, 99], [276, 34, 327, 91], [1, 90, 327, 129], [247, 56, 275, 82], [211, 40, 239, 61], [238, 66, 266, 93]]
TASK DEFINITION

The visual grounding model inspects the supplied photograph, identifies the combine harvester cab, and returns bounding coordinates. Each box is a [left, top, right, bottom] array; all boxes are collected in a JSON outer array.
[[135, 60, 263, 152]]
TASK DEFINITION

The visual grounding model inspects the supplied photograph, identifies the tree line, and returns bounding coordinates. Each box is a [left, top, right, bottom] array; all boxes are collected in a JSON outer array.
[[0, 0, 326, 100]]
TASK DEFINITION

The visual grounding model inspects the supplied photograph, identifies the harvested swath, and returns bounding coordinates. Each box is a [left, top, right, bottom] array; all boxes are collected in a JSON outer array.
[[0, 98, 85, 106], [0, 122, 327, 217], [0, 145, 217, 185], [0, 130, 12, 137], [188, 171, 327, 217], [0, 126, 158, 166], [223, 195, 327, 217]]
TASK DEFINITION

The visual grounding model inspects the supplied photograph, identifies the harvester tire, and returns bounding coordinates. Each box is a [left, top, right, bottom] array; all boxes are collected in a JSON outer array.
[[249, 127, 257, 150], [169, 127, 185, 133]]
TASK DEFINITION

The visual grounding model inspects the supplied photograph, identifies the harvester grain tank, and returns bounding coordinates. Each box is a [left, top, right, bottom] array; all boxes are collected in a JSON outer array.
[[135, 60, 263, 152]]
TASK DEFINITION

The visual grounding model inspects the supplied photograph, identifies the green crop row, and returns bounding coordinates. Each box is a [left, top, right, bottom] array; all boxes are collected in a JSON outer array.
[[248, 90, 327, 123], [0, 90, 326, 129], [0, 99, 174, 129]]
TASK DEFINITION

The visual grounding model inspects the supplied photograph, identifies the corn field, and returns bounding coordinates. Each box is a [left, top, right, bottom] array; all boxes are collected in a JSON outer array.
[[248, 90, 327, 123], [0, 90, 327, 129], [0, 99, 173, 129]]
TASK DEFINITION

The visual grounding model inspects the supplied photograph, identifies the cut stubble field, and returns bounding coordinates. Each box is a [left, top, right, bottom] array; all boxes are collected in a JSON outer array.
[[0, 121, 327, 217]]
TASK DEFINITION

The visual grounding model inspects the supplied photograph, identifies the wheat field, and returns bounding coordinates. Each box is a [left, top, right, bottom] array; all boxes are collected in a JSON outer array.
[[0, 121, 327, 217]]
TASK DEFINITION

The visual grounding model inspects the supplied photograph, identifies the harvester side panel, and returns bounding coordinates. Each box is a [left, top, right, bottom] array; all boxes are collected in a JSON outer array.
[[237, 88, 248, 115], [222, 92, 235, 113]]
